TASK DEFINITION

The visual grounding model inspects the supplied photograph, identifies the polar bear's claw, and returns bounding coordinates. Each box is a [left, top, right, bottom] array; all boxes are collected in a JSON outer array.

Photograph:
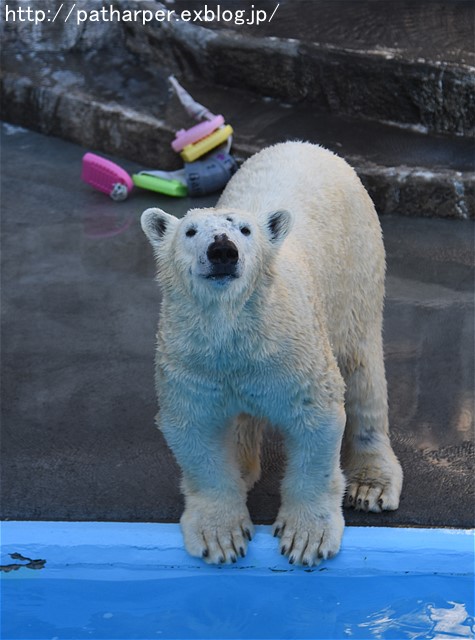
[[344, 449, 403, 512], [345, 482, 383, 512], [345, 479, 401, 512], [181, 500, 254, 564], [273, 508, 344, 567], [205, 526, 250, 564]]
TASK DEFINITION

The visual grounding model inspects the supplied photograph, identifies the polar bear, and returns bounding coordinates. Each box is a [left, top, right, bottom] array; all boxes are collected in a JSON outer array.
[[141, 141, 403, 566]]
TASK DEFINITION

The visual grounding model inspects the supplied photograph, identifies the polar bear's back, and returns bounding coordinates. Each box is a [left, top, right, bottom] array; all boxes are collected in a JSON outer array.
[[218, 141, 385, 335], [219, 142, 377, 235]]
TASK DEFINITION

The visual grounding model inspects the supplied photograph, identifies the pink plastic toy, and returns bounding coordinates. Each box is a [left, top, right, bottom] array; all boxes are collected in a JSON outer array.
[[171, 115, 225, 152], [81, 153, 133, 201]]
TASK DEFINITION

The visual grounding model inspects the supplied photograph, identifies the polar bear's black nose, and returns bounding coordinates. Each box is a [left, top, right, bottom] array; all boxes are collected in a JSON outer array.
[[207, 235, 239, 266]]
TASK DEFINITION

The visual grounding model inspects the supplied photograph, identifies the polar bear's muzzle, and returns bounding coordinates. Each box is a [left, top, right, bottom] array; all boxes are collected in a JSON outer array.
[[205, 234, 239, 281]]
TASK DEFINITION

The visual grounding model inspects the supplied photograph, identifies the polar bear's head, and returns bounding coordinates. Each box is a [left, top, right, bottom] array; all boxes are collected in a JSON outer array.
[[141, 207, 292, 301]]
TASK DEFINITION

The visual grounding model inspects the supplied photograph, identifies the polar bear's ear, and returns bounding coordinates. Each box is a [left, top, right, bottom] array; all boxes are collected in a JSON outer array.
[[265, 210, 293, 245], [141, 208, 178, 248]]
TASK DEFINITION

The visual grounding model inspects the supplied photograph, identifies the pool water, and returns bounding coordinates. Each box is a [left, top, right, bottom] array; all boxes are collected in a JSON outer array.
[[1, 523, 473, 640], [3, 573, 473, 639]]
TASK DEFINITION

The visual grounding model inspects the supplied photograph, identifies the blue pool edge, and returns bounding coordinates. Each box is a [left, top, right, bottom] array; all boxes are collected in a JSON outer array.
[[1, 522, 473, 578]]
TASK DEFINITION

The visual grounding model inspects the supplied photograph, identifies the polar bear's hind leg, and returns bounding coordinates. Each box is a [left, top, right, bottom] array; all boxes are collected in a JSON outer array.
[[341, 328, 403, 512]]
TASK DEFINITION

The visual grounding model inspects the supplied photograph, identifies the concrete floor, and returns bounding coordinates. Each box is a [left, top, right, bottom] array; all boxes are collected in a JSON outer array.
[[1, 125, 474, 528]]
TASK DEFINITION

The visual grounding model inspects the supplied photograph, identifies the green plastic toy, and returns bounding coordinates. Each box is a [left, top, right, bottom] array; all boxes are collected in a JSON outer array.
[[132, 173, 188, 198]]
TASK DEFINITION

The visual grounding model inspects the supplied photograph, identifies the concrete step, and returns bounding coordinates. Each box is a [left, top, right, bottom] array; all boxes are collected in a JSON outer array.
[[124, 0, 475, 137], [2, 0, 473, 136], [1, 48, 473, 219]]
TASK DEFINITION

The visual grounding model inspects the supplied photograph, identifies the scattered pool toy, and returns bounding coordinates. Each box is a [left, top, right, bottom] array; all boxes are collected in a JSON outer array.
[[171, 115, 225, 152], [81, 78, 236, 201], [133, 150, 238, 198], [132, 172, 188, 198], [81, 152, 133, 201], [168, 75, 216, 122], [169, 76, 234, 163], [184, 150, 238, 197], [179, 125, 234, 163]]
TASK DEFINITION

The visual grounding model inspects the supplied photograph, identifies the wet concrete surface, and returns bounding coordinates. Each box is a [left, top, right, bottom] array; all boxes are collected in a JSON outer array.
[[1, 126, 474, 528]]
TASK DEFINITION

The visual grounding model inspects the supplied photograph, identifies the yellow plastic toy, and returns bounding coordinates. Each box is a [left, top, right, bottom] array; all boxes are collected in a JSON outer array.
[[180, 125, 234, 163]]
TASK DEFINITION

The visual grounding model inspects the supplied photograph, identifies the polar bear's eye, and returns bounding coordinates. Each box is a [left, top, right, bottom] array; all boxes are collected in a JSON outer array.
[[185, 228, 197, 237], [240, 226, 251, 236]]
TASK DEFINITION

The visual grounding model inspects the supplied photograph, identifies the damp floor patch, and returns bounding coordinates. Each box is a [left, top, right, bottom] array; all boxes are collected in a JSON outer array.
[[1, 522, 473, 640]]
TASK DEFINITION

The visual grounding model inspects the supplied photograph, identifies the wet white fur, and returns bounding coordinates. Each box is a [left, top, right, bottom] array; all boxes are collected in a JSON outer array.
[[141, 142, 403, 566]]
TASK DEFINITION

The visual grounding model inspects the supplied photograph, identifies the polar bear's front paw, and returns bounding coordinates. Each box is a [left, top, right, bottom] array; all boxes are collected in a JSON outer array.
[[180, 496, 254, 564], [344, 448, 403, 512], [273, 506, 344, 567]]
